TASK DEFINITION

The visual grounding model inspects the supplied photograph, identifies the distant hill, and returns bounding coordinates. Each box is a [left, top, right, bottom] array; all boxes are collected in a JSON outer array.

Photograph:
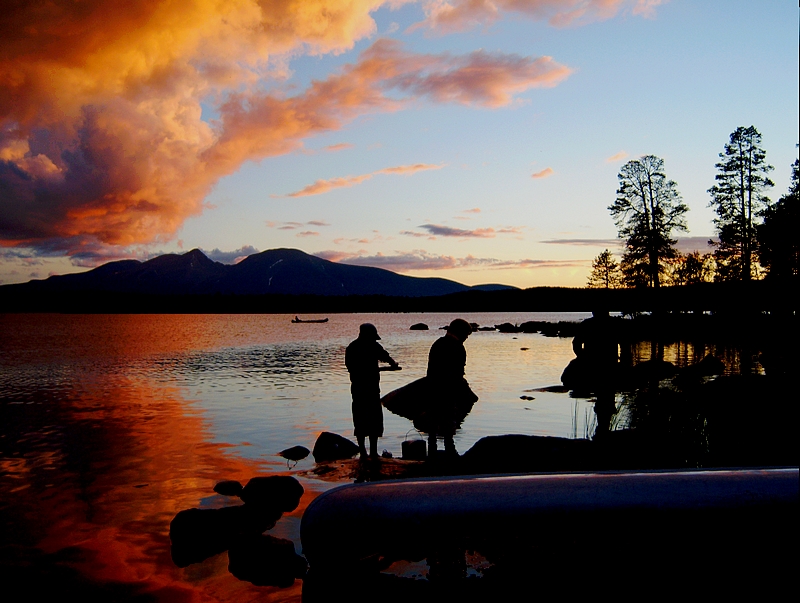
[[0, 248, 518, 298]]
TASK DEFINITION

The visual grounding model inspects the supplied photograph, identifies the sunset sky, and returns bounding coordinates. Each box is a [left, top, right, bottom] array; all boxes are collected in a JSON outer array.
[[1, 0, 797, 288]]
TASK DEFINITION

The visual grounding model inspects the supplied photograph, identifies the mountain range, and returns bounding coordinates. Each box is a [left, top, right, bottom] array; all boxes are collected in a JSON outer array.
[[1, 248, 517, 298]]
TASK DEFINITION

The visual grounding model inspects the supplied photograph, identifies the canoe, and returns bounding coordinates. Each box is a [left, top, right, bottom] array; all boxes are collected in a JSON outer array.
[[300, 467, 798, 571], [291, 317, 329, 323]]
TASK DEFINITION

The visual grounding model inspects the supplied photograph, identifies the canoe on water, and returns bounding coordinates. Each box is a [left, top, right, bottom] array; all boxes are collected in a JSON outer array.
[[381, 376, 478, 433], [291, 317, 329, 323]]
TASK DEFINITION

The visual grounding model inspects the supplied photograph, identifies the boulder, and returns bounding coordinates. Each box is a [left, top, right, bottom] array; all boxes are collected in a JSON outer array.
[[213, 480, 243, 496], [461, 434, 595, 474], [228, 535, 308, 587], [312, 431, 360, 462], [495, 323, 521, 333], [169, 505, 282, 567], [240, 476, 304, 511], [409, 323, 429, 330]]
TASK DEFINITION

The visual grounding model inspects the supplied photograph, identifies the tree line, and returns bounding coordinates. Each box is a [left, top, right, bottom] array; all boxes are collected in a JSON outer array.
[[588, 126, 799, 289]]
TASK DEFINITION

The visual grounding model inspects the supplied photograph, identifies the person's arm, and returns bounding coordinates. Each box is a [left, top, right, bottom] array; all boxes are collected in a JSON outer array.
[[377, 343, 401, 370]]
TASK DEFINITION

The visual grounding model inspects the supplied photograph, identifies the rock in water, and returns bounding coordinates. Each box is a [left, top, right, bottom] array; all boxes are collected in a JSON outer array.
[[228, 535, 308, 587], [213, 480, 243, 496], [240, 476, 304, 512], [409, 323, 429, 330], [279, 445, 310, 462], [312, 431, 360, 462]]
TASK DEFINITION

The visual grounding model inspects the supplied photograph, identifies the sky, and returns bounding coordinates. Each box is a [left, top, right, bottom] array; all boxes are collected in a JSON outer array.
[[1, 0, 798, 288]]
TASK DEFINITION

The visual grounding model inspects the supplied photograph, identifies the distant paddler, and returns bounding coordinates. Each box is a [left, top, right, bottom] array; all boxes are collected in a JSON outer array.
[[345, 323, 401, 461]]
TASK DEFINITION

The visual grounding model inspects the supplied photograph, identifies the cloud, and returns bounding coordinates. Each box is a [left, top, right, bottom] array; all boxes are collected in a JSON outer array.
[[275, 222, 305, 230], [675, 236, 715, 254], [539, 236, 715, 254], [202, 245, 259, 264], [285, 162, 444, 197], [462, 208, 481, 213], [415, 0, 664, 33], [0, 1, 572, 264], [416, 224, 496, 238], [297, 231, 320, 237], [307, 220, 331, 226], [531, 167, 554, 179], [540, 238, 623, 247], [606, 150, 628, 162], [323, 143, 354, 152], [313, 249, 589, 272]]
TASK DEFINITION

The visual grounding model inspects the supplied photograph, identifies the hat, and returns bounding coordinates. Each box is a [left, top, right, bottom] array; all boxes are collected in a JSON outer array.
[[446, 318, 472, 337], [359, 323, 380, 340]]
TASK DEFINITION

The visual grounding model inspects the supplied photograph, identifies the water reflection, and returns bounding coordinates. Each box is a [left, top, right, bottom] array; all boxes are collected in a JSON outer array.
[[2, 312, 795, 602]]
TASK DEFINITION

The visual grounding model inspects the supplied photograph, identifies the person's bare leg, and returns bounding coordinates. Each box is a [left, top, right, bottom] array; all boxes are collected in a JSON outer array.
[[369, 435, 379, 459], [357, 435, 367, 460], [428, 433, 438, 458]]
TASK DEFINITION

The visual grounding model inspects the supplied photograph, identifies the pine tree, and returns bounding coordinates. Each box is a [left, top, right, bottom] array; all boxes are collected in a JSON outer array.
[[609, 155, 688, 288], [587, 249, 623, 288], [759, 149, 798, 281], [708, 126, 774, 281]]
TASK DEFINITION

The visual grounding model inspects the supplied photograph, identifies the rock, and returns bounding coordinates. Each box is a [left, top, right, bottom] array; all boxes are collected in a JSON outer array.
[[279, 445, 310, 461], [461, 434, 595, 474], [409, 323, 429, 330], [495, 322, 521, 333], [169, 505, 282, 567], [312, 431, 360, 462], [673, 355, 726, 389], [213, 480, 243, 496], [631, 359, 676, 385], [240, 476, 304, 511], [469, 322, 479, 332], [519, 321, 543, 333], [228, 535, 308, 587], [476, 326, 496, 331]]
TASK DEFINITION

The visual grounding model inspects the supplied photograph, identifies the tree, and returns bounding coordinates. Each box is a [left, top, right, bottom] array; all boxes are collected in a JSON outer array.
[[609, 155, 688, 288], [667, 251, 715, 286], [587, 249, 623, 288], [708, 126, 774, 281], [758, 150, 798, 281]]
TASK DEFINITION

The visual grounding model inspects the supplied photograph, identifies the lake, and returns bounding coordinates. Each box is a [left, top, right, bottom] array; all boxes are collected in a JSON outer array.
[[0, 311, 761, 601]]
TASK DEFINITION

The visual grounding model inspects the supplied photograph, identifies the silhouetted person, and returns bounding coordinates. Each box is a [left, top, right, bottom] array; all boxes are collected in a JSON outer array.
[[345, 323, 400, 460], [424, 318, 473, 457], [570, 310, 623, 438]]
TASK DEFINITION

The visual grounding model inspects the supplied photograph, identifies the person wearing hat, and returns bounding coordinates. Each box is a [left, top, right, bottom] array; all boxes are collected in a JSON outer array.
[[345, 323, 400, 460], [423, 318, 474, 457]]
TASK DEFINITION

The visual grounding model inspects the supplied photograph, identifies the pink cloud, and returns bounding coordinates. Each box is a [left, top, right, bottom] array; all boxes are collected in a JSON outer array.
[[415, 0, 663, 33], [285, 162, 444, 197], [531, 167, 554, 179], [297, 231, 320, 237]]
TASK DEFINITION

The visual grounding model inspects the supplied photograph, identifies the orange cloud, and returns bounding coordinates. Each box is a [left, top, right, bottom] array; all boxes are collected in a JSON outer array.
[[285, 162, 444, 197], [531, 167, 554, 179], [416, 0, 663, 32], [323, 143, 355, 152], [0, 2, 572, 262], [606, 150, 628, 162]]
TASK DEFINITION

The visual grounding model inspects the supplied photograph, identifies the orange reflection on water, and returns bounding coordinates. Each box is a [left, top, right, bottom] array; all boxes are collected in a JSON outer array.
[[0, 367, 312, 602]]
